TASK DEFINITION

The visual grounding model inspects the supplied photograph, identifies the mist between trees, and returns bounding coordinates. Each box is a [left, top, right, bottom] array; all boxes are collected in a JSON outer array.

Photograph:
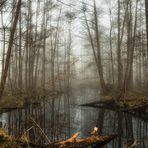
[[0, 0, 148, 147], [0, 0, 147, 97]]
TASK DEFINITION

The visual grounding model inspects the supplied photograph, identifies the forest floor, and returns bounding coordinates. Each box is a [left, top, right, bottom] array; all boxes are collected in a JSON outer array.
[[0, 90, 60, 111], [0, 92, 42, 111], [103, 91, 148, 108], [0, 94, 24, 110], [81, 90, 148, 109]]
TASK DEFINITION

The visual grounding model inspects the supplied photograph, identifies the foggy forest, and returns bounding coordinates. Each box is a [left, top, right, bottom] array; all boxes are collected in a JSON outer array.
[[0, 0, 147, 147]]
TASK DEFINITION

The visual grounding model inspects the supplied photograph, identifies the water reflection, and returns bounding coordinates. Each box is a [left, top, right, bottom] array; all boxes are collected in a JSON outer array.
[[0, 88, 147, 147]]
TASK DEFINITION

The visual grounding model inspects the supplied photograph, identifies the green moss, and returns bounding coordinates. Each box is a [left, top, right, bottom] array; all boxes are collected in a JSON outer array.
[[0, 95, 24, 109]]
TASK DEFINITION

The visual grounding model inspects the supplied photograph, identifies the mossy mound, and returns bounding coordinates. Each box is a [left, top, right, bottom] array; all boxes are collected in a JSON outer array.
[[103, 91, 148, 108], [0, 128, 21, 148], [0, 94, 24, 109]]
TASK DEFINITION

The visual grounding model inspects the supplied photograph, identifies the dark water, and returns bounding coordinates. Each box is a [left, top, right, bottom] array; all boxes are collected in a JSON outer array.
[[0, 88, 148, 148]]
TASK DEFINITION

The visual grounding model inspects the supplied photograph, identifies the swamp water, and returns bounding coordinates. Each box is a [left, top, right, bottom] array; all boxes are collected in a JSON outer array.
[[0, 88, 147, 148]]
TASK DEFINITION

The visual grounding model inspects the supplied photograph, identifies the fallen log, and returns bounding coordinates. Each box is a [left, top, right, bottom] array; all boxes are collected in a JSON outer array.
[[50, 134, 117, 148], [0, 133, 117, 148], [0, 127, 117, 148]]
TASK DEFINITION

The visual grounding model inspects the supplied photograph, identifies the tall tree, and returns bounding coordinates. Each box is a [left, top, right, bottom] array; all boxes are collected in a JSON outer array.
[[93, 0, 107, 93], [82, 0, 107, 93], [145, 0, 148, 53], [122, 0, 138, 92], [117, 0, 123, 90], [0, 0, 21, 99]]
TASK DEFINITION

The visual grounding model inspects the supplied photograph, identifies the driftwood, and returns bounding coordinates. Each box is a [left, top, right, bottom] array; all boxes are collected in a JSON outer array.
[[59, 132, 80, 145], [0, 133, 117, 148], [0, 127, 117, 148], [49, 133, 117, 148]]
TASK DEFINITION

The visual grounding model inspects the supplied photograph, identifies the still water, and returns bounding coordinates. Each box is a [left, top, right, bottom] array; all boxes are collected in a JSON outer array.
[[0, 88, 147, 148]]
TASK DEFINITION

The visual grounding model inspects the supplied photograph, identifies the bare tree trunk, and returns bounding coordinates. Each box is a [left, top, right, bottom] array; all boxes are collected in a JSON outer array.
[[117, 0, 123, 90], [41, 0, 47, 95], [18, 10, 22, 92], [122, 0, 138, 92], [93, 0, 107, 94], [109, 5, 115, 86], [25, 6, 29, 93], [34, 0, 40, 92], [1, 11, 6, 79], [145, 0, 148, 86], [0, 0, 21, 99], [145, 0, 148, 53], [83, 0, 107, 93], [28, 0, 34, 94]]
